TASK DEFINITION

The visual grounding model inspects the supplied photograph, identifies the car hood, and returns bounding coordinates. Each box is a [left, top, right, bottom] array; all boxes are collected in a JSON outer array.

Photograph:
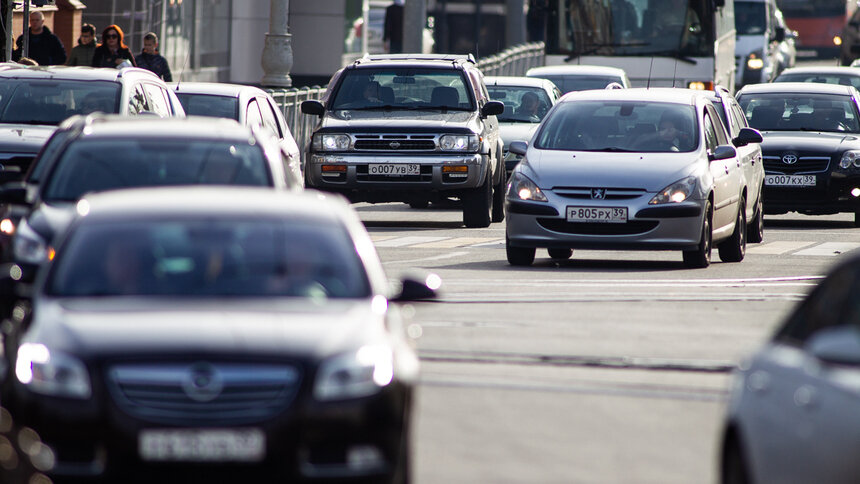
[[524, 150, 699, 192], [33, 298, 386, 359], [321, 109, 477, 132], [759, 131, 856, 155], [26, 201, 76, 242], [499, 123, 539, 149], [0, 124, 55, 153]]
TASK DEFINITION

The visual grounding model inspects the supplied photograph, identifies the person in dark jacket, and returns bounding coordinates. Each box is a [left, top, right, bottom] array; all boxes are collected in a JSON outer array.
[[11, 11, 66, 65], [135, 32, 172, 81], [383, 0, 404, 54], [92, 25, 136, 68], [66, 23, 97, 66]]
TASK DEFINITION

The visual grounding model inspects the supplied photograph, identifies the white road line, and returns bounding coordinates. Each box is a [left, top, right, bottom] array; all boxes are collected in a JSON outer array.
[[443, 276, 823, 285], [374, 236, 449, 247], [746, 240, 817, 255], [410, 237, 499, 248], [794, 242, 860, 257], [468, 239, 505, 247], [387, 251, 469, 264], [369, 235, 398, 242]]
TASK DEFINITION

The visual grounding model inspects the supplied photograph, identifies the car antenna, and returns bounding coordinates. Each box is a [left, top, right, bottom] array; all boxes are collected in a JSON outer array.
[[647, 57, 654, 89], [672, 57, 679, 88], [176, 46, 192, 90]]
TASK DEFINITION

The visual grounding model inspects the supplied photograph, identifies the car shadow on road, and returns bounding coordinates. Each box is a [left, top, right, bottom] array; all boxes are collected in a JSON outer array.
[[363, 220, 467, 229], [436, 258, 696, 273], [764, 219, 856, 230]]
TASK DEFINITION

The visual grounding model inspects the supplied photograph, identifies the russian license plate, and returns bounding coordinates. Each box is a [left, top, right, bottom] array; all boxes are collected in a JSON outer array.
[[369, 164, 420, 176], [566, 206, 627, 223], [765, 174, 816, 187], [139, 428, 265, 462]]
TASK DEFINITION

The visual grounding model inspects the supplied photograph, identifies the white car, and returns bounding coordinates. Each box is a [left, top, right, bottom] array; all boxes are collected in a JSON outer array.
[[526, 65, 631, 93]]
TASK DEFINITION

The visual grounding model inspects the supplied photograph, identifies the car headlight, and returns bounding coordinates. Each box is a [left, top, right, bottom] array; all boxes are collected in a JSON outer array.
[[839, 150, 860, 169], [314, 345, 394, 401], [650, 176, 697, 205], [747, 51, 764, 70], [507, 171, 547, 202], [16, 343, 91, 399], [439, 134, 478, 151], [12, 220, 48, 264], [313, 133, 350, 152]]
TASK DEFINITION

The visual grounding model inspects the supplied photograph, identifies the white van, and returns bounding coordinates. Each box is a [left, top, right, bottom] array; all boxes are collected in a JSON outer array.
[[735, 0, 788, 88]]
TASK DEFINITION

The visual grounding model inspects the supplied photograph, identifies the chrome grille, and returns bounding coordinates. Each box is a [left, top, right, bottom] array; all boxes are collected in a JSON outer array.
[[107, 362, 301, 425], [762, 156, 830, 174], [353, 134, 437, 151], [552, 187, 647, 200]]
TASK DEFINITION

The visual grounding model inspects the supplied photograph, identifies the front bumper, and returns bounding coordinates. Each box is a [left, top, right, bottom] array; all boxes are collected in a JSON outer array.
[[762, 171, 860, 215]]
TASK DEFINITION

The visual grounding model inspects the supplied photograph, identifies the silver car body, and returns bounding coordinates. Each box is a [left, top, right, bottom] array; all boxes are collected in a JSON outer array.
[[506, 88, 746, 257], [526, 65, 631, 93]]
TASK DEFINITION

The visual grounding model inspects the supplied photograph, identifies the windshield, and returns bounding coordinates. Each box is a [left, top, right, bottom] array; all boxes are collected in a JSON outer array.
[[330, 68, 475, 111], [176, 93, 240, 120], [47, 219, 371, 299], [0, 80, 120, 125], [487, 86, 552, 122], [42, 139, 271, 202], [546, 0, 715, 57], [738, 93, 860, 133], [535, 101, 699, 152], [735, 2, 766, 35], [774, 74, 860, 91]]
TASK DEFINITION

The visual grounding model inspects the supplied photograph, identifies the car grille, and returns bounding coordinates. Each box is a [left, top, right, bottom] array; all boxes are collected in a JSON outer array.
[[762, 155, 830, 174], [353, 134, 436, 151], [552, 187, 646, 200], [537, 219, 658, 235], [107, 362, 302, 425]]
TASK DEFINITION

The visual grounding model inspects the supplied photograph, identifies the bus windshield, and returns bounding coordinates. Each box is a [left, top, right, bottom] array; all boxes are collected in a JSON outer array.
[[777, 0, 844, 17], [546, 0, 715, 58]]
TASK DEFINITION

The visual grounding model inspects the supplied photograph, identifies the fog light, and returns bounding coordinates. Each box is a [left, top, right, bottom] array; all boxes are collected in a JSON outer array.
[[443, 165, 468, 178], [347, 445, 385, 470], [852, 187, 860, 197], [321, 165, 347, 177]]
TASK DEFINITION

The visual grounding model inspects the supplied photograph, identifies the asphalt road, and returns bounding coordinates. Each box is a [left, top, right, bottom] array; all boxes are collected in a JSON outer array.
[[358, 200, 858, 484]]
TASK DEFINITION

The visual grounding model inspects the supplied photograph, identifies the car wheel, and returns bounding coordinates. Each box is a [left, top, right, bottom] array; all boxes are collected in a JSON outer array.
[[683, 200, 712, 268], [719, 197, 746, 262], [721, 436, 751, 484], [408, 201, 429, 209], [506, 237, 535, 266], [547, 248, 572, 260], [747, 194, 764, 243], [491, 164, 506, 223], [462, 171, 492, 228]]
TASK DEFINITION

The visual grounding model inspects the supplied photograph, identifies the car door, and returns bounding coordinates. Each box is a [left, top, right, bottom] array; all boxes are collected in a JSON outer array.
[[729, 98, 763, 221], [260, 96, 301, 168], [704, 108, 737, 231]]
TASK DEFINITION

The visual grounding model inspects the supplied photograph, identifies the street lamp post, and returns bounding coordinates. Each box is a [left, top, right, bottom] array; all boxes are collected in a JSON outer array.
[[261, 0, 293, 87]]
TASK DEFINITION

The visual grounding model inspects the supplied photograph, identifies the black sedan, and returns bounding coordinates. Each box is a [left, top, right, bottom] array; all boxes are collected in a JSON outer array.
[[0, 187, 436, 482], [737, 82, 860, 225]]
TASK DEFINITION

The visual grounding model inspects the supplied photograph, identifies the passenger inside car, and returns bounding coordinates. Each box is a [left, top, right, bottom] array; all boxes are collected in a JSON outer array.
[[632, 112, 692, 151]]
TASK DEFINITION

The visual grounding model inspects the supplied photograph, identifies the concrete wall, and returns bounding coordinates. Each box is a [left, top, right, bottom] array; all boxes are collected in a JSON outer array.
[[229, 0, 268, 84], [290, 0, 345, 78]]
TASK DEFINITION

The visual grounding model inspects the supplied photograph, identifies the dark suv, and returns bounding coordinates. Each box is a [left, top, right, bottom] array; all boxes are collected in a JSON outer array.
[[301, 54, 506, 227]]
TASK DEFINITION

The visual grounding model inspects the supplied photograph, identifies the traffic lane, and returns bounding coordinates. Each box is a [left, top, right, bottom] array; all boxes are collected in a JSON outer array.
[[414, 361, 727, 484]]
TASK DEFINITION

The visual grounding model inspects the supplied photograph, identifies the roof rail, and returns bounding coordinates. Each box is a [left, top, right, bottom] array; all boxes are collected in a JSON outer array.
[[357, 53, 476, 65]]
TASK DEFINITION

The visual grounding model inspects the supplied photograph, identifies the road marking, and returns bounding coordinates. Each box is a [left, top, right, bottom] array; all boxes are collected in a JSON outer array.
[[793, 242, 860, 257], [374, 236, 449, 247], [389, 251, 469, 264], [369, 235, 398, 242], [410, 237, 499, 248], [746, 240, 817, 255], [469, 239, 505, 247]]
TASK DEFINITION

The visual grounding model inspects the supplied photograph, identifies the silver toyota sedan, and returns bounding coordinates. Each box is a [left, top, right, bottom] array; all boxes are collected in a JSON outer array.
[[505, 88, 763, 268]]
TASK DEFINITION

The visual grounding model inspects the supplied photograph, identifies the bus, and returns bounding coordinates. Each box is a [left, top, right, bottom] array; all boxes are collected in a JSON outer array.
[[542, 0, 736, 92], [777, 0, 845, 57]]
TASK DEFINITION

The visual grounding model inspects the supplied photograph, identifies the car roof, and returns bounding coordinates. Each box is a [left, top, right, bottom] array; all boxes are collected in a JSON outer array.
[[776, 66, 860, 77], [0, 63, 160, 82], [738, 81, 857, 95], [79, 187, 347, 222], [484, 76, 556, 89], [558, 87, 700, 105], [169, 81, 269, 98], [64, 115, 257, 141], [526, 65, 627, 78], [352, 53, 476, 69]]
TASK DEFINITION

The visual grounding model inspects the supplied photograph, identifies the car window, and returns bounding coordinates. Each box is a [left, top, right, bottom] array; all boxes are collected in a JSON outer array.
[[176, 93, 240, 120], [738, 92, 860, 133], [142, 84, 171, 117], [703, 113, 719, 152], [0, 79, 121, 125], [706, 105, 730, 145], [776, 264, 860, 345], [330, 67, 475, 111], [486, 86, 553, 122], [42, 139, 272, 202], [735, 1, 766, 35], [26, 129, 73, 184], [246, 99, 264, 128], [774, 73, 860, 90], [731, 102, 749, 129], [47, 218, 372, 299], [128, 84, 150, 115], [258, 97, 282, 138]]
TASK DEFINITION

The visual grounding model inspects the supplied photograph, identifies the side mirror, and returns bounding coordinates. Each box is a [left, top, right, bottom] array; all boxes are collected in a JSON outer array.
[[807, 326, 860, 366], [481, 101, 504, 118], [391, 274, 441, 302], [733, 127, 763, 147], [709, 145, 736, 161], [509, 140, 529, 156], [773, 27, 786, 43], [301, 100, 325, 116], [0, 183, 28, 205]]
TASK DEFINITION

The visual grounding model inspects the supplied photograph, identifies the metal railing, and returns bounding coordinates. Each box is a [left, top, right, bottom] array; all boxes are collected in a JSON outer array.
[[475, 42, 546, 77]]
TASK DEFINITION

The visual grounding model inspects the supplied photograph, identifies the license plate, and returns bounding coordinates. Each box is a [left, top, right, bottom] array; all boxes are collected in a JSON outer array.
[[566, 206, 627, 223], [139, 428, 265, 462], [764, 174, 816, 187], [369, 164, 420, 176]]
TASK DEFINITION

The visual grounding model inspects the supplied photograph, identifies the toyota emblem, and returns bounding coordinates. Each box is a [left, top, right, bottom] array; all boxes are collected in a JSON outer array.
[[389, 141, 401, 149], [782, 153, 798, 165], [591, 188, 607, 200]]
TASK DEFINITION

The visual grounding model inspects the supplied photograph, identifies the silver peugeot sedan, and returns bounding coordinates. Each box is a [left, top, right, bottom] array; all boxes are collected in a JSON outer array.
[[505, 88, 762, 268]]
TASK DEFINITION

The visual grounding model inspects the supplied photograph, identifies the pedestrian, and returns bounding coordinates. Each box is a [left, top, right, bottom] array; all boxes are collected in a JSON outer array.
[[11, 11, 66, 66], [66, 23, 97, 66], [383, 0, 404, 53], [92, 25, 136, 69], [135, 32, 172, 81]]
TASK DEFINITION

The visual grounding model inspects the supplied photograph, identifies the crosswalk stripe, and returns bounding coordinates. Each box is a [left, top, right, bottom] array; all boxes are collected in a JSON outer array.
[[468, 239, 505, 247], [374, 236, 449, 247], [370, 235, 398, 242], [746, 241, 817, 255], [410, 237, 500, 248], [793, 242, 860, 257]]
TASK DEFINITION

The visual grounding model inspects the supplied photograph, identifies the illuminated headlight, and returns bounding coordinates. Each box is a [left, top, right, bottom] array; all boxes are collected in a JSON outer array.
[[507, 171, 547, 202], [0, 218, 15, 235], [16, 343, 91, 399], [314, 345, 394, 401], [650, 176, 697, 204], [840, 150, 860, 169], [313, 133, 350, 151], [747, 53, 764, 70], [834, 35, 843, 46], [439, 134, 478, 151], [12, 220, 48, 264]]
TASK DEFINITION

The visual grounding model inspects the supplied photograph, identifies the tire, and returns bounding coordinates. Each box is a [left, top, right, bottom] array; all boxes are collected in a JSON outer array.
[[462, 170, 492, 228], [721, 437, 751, 484], [506, 237, 535, 266], [719, 197, 746, 263], [747, 194, 764, 243], [683, 200, 712, 268], [855, 209, 860, 228], [491, 164, 506, 223], [547, 248, 572, 260]]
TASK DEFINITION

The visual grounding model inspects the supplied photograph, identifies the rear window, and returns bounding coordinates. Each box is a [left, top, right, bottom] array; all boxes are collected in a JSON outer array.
[[0, 79, 121, 125], [176, 93, 240, 120]]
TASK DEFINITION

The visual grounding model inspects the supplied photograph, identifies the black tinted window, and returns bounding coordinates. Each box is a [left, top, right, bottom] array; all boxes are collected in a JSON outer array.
[[739, 93, 860, 133], [0, 80, 120, 125], [735, 1, 766, 35], [176, 93, 240, 120], [330, 68, 474, 111]]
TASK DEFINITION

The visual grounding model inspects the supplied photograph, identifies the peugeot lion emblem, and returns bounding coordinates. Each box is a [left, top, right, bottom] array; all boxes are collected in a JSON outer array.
[[591, 188, 607, 200], [182, 363, 224, 402], [389, 141, 401, 149], [782, 153, 798, 165]]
